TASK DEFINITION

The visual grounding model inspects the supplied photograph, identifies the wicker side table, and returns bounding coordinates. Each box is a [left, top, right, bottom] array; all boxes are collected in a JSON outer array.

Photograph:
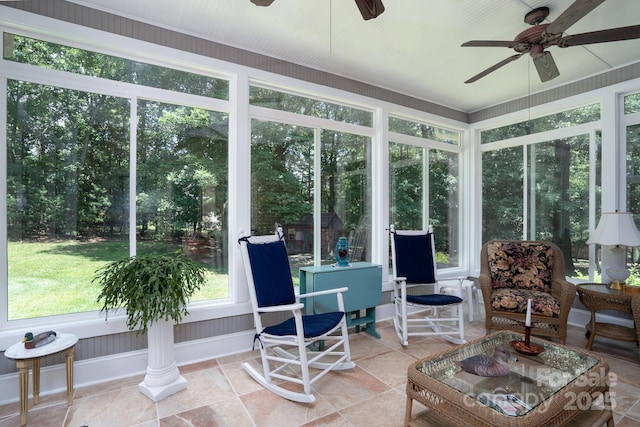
[[576, 283, 639, 350]]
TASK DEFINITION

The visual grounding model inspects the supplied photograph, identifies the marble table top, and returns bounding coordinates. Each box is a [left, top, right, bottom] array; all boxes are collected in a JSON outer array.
[[4, 332, 78, 360]]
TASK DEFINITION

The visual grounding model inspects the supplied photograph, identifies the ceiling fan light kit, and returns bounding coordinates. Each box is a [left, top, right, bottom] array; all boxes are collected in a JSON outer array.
[[462, 0, 640, 83], [250, 0, 275, 6]]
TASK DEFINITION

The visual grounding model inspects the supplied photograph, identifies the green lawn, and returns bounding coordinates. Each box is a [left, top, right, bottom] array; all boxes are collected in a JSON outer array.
[[7, 240, 228, 320]]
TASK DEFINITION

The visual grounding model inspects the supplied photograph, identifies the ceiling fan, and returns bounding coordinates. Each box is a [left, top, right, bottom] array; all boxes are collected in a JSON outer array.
[[461, 0, 640, 84]]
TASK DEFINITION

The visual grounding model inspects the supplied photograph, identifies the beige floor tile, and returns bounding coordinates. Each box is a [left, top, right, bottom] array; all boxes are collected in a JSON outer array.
[[178, 359, 218, 375], [312, 366, 391, 410], [239, 387, 335, 427], [398, 337, 456, 360], [356, 349, 417, 388], [0, 402, 67, 427], [347, 330, 396, 360], [73, 374, 144, 399], [219, 358, 264, 396], [159, 396, 253, 427], [64, 386, 156, 427], [339, 388, 406, 427], [299, 411, 351, 426], [156, 367, 236, 418]]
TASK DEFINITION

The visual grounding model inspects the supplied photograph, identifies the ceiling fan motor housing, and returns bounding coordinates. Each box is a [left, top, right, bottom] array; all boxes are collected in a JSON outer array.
[[524, 7, 550, 25]]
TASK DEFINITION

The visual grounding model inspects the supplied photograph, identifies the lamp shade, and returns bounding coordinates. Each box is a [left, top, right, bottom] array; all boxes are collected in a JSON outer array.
[[587, 212, 640, 247]]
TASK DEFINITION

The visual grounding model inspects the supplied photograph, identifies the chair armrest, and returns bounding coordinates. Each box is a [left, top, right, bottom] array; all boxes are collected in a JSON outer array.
[[551, 278, 577, 313], [258, 303, 305, 313], [298, 287, 349, 299], [392, 276, 407, 283], [438, 278, 471, 294], [478, 273, 493, 295], [299, 287, 348, 312]]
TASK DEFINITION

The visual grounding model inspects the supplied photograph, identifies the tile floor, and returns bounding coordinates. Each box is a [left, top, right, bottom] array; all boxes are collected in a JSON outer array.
[[1, 311, 640, 427]]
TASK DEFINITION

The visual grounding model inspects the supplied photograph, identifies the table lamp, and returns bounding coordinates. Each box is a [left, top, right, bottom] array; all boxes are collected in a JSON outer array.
[[587, 212, 640, 290]]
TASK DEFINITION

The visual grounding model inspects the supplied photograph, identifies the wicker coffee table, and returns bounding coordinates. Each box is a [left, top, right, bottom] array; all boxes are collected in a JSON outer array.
[[405, 331, 612, 427]]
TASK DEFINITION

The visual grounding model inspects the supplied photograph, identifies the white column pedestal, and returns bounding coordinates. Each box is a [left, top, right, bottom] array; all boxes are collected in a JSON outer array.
[[138, 319, 187, 402]]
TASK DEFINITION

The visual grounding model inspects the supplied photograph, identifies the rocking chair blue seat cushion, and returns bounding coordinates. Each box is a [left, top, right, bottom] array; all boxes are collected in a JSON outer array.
[[264, 312, 345, 338], [406, 294, 462, 305]]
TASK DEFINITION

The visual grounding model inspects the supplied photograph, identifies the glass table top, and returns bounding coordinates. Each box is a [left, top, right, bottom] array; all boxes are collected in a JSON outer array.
[[414, 331, 598, 417]]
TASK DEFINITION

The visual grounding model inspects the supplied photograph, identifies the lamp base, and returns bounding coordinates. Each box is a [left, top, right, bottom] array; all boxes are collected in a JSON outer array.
[[609, 281, 625, 291], [606, 267, 630, 291]]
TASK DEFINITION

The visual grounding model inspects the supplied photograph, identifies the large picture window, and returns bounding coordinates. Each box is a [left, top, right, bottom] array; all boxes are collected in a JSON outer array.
[[4, 34, 230, 322], [481, 106, 601, 280]]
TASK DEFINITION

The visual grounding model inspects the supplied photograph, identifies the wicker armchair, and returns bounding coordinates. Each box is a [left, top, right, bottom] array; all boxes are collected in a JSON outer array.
[[479, 240, 576, 344]]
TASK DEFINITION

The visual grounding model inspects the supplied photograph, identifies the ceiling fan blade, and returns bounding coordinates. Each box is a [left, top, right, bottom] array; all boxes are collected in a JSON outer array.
[[464, 53, 525, 84], [545, 0, 605, 35], [461, 40, 521, 48], [354, 0, 385, 20], [533, 51, 560, 82], [557, 25, 640, 47]]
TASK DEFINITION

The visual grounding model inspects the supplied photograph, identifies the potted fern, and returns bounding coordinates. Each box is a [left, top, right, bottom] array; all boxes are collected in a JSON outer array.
[[94, 251, 207, 401]]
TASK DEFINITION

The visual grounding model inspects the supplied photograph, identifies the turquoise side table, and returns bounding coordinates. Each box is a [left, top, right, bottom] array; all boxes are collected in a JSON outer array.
[[300, 262, 382, 338]]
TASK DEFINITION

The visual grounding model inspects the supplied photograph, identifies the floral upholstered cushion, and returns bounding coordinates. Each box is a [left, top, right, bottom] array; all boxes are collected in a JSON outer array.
[[487, 241, 554, 293], [491, 288, 561, 318]]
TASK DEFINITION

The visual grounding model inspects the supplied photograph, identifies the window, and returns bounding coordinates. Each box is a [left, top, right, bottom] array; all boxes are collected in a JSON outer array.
[[481, 147, 525, 241], [389, 117, 462, 269], [249, 86, 374, 280], [250, 119, 313, 280], [625, 91, 640, 283], [320, 129, 372, 265], [389, 117, 461, 145], [4, 33, 228, 99], [250, 119, 372, 280], [7, 81, 130, 319], [250, 86, 372, 126], [136, 101, 229, 301], [481, 104, 601, 144], [624, 93, 640, 115]]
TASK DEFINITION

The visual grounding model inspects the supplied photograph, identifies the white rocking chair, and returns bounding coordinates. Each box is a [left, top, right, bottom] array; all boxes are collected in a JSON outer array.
[[238, 231, 355, 403], [390, 225, 466, 346]]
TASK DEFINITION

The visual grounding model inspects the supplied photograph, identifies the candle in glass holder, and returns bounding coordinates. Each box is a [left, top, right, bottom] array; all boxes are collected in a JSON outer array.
[[525, 298, 532, 327]]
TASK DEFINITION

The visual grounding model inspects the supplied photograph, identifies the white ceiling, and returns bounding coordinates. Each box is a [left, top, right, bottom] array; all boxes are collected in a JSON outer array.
[[66, 0, 640, 113]]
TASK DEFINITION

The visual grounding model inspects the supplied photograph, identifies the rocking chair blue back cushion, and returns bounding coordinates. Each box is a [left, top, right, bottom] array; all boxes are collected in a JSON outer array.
[[246, 240, 296, 308], [393, 233, 437, 284]]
